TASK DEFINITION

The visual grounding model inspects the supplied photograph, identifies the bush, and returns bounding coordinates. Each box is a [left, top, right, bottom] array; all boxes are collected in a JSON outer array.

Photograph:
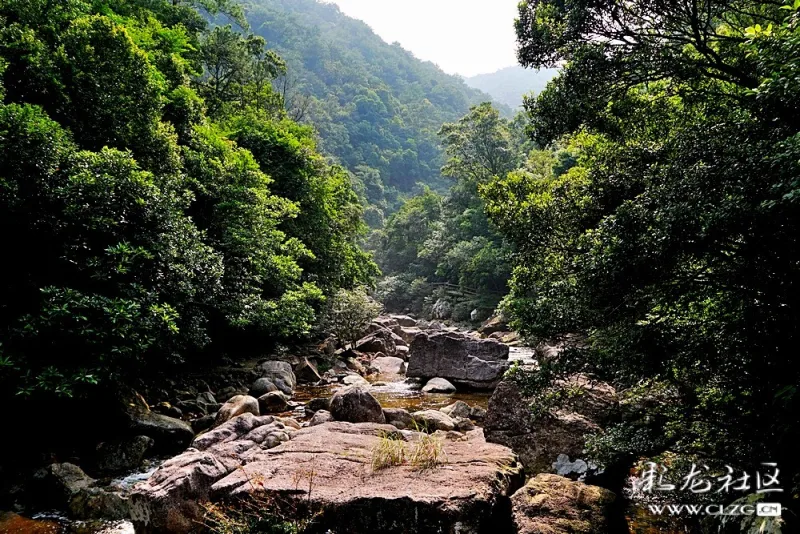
[[319, 288, 382, 347]]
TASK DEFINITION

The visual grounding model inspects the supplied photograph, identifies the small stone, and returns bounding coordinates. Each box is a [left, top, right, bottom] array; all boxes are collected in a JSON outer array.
[[422, 377, 456, 394], [411, 410, 456, 432]]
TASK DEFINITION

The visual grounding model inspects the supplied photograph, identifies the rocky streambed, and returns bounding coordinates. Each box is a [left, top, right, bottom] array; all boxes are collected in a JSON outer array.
[[1, 314, 627, 534]]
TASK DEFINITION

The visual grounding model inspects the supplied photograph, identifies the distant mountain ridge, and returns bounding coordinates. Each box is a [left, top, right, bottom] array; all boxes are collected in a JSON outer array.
[[465, 65, 559, 110], [242, 0, 507, 216]]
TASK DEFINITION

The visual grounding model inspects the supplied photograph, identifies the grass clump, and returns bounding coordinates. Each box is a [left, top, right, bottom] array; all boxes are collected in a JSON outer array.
[[371, 431, 406, 470], [409, 433, 446, 471]]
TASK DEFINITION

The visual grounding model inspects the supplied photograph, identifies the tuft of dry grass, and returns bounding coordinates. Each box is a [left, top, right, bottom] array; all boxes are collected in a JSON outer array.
[[371, 431, 406, 471], [409, 433, 446, 471]]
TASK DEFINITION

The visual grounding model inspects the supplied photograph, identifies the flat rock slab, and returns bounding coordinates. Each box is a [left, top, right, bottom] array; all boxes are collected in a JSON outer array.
[[132, 421, 521, 533]]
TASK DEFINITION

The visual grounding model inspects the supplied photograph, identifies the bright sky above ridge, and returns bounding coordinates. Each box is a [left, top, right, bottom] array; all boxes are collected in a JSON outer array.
[[325, 0, 520, 77]]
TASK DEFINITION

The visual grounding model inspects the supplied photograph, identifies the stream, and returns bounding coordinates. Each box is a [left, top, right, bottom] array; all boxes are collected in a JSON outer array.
[[1, 345, 537, 534]]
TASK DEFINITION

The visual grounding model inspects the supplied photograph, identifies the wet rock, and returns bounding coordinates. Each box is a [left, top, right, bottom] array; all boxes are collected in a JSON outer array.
[[215, 395, 260, 427], [249, 377, 278, 398], [407, 332, 510, 389], [411, 410, 456, 432], [373, 355, 405, 375], [308, 410, 334, 427], [257, 361, 296, 396], [329, 385, 386, 424], [95, 435, 154, 475], [440, 401, 471, 420], [421, 377, 456, 393], [485, 376, 617, 475], [257, 391, 289, 414], [133, 422, 522, 533], [196, 391, 218, 414], [68, 486, 129, 520], [553, 454, 595, 479], [510, 474, 615, 534]]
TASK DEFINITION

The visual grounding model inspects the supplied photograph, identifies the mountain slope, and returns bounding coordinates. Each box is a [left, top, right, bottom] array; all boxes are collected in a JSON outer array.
[[243, 0, 505, 219], [465, 65, 558, 109]]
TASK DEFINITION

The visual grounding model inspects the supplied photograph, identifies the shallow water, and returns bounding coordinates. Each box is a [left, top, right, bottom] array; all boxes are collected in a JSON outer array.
[[293, 371, 492, 415]]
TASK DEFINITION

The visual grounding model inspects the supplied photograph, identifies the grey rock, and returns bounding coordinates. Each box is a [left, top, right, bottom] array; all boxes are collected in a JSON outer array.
[[257, 361, 296, 396], [308, 410, 335, 427], [305, 397, 331, 414], [422, 377, 456, 394], [411, 410, 456, 432], [382, 408, 413, 429], [373, 356, 405, 375], [329, 385, 386, 424], [95, 435, 154, 475], [129, 412, 194, 454], [249, 377, 278, 398], [257, 391, 289, 414], [407, 332, 509, 389], [440, 401, 471, 419]]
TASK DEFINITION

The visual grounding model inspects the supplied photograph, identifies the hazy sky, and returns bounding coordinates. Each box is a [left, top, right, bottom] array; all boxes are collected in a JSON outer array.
[[325, 0, 520, 77]]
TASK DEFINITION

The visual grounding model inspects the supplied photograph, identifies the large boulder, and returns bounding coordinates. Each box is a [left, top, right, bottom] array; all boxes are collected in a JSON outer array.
[[257, 361, 296, 396], [329, 385, 386, 424], [510, 474, 615, 534], [132, 422, 522, 533], [214, 395, 260, 427], [485, 376, 618, 475], [407, 332, 509, 389]]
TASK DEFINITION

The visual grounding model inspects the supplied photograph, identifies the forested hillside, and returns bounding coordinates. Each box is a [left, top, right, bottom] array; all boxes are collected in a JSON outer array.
[[465, 65, 558, 109], [242, 0, 505, 223], [0, 0, 376, 398]]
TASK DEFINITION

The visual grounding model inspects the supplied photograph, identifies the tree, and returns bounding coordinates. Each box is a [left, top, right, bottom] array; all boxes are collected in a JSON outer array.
[[320, 288, 382, 348], [484, 0, 800, 520]]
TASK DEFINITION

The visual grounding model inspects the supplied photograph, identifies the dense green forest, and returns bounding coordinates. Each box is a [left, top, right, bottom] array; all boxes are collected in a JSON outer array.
[[488, 0, 800, 518], [241, 0, 506, 225], [0, 0, 377, 397]]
